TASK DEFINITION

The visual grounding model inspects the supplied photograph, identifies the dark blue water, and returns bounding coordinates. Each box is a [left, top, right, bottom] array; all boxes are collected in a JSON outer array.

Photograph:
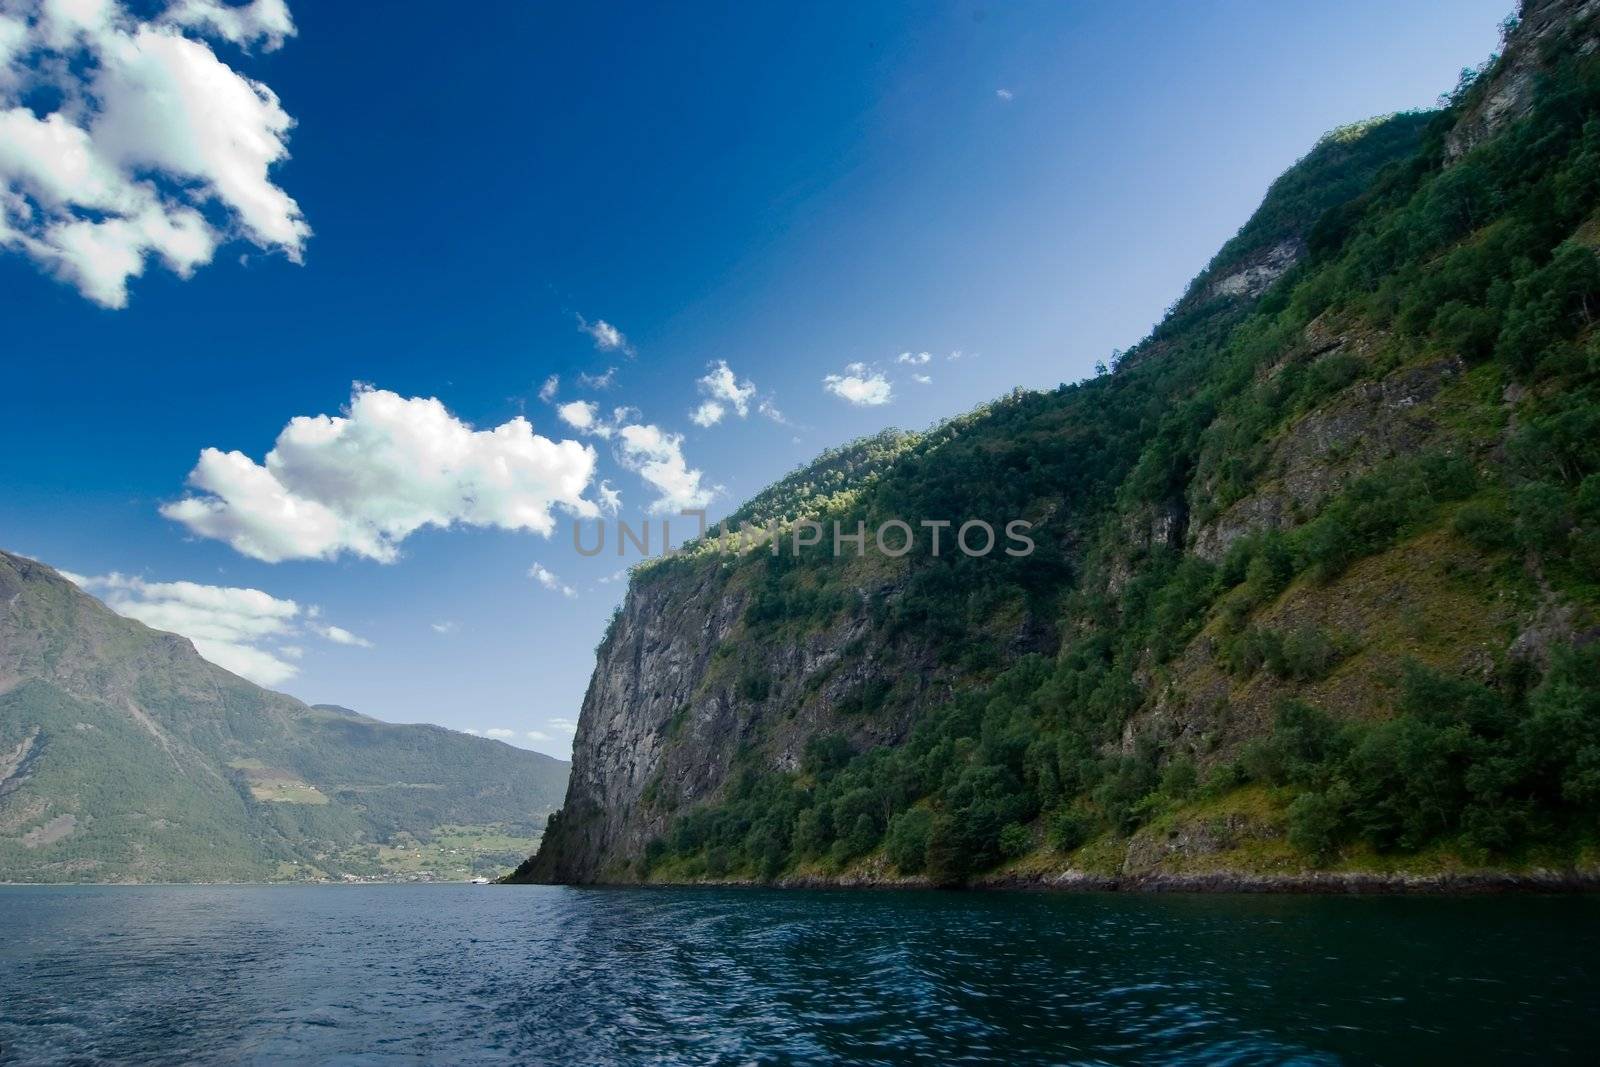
[[0, 886, 1596, 1065]]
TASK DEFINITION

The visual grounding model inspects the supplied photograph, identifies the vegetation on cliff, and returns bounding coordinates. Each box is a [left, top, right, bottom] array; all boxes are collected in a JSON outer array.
[[520, 1, 1600, 887]]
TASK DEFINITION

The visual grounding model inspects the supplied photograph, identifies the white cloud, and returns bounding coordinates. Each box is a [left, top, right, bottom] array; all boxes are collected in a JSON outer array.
[[309, 622, 372, 648], [162, 384, 601, 562], [823, 365, 892, 406], [597, 479, 621, 515], [164, 0, 295, 49], [66, 570, 362, 687], [578, 367, 616, 389], [913, 373, 932, 385], [538, 374, 560, 402], [995, 88, 1015, 101], [557, 399, 606, 435], [757, 397, 787, 424], [691, 360, 755, 427], [528, 561, 576, 599], [689, 399, 725, 427], [0, 0, 308, 307], [525, 719, 578, 757], [616, 423, 712, 513], [578, 316, 632, 355], [896, 351, 931, 365], [484, 727, 515, 740], [431, 620, 458, 635]]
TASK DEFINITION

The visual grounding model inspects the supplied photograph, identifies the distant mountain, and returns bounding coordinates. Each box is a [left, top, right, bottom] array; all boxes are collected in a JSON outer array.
[[0, 550, 568, 883], [520, 0, 1600, 889]]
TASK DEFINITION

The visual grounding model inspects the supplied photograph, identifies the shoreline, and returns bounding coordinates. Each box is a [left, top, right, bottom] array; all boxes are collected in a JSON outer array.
[[518, 866, 1600, 895], [4, 870, 1598, 893]]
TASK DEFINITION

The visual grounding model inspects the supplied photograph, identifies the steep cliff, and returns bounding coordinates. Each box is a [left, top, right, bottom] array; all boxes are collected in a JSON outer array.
[[517, 0, 1600, 888]]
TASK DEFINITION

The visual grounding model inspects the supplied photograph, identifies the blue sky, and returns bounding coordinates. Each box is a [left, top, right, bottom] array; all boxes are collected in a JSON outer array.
[[0, 0, 1510, 756]]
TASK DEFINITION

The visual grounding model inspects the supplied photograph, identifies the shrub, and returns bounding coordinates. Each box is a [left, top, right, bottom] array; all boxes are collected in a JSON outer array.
[[1276, 626, 1344, 682], [997, 823, 1033, 859], [1226, 627, 1282, 677], [1513, 481, 1572, 556], [1287, 789, 1345, 863], [1433, 300, 1500, 360], [802, 734, 853, 779], [1577, 474, 1600, 523], [1454, 498, 1516, 550], [885, 809, 933, 873], [705, 846, 733, 878], [1160, 756, 1199, 799], [1047, 808, 1096, 852], [1244, 535, 1295, 601], [924, 813, 974, 887], [738, 670, 771, 703], [1273, 700, 1341, 780]]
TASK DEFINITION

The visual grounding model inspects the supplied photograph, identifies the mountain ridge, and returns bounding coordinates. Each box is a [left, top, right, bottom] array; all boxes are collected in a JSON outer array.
[[0, 549, 569, 882]]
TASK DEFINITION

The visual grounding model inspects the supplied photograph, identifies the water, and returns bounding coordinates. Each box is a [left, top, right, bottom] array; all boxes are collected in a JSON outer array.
[[0, 886, 1596, 1065]]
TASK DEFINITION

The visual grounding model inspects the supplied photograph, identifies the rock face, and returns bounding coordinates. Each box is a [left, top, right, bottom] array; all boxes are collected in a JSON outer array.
[[1445, 0, 1600, 161], [522, 569, 748, 882], [519, 557, 960, 883], [1207, 239, 1302, 301], [1190, 343, 1465, 563]]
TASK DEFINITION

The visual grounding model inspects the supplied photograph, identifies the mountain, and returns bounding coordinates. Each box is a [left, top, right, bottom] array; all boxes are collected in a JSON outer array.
[[516, 0, 1600, 889], [0, 550, 568, 883]]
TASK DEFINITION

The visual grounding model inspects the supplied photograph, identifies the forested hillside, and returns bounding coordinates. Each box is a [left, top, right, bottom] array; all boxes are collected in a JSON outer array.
[[517, 0, 1600, 888], [0, 552, 568, 882]]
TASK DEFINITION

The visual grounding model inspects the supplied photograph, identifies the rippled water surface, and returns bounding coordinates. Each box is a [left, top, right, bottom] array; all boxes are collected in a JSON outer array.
[[1, 885, 1597, 1064]]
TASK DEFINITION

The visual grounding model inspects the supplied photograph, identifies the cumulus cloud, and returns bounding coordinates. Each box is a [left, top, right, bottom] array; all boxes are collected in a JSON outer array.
[[66, 571, 363, 687], [578, 315, 632, 355], [757, 397, 787, 424], [162, 0, 295, 48], [995, 88, 1015, 101], [528, 561, 576, 599], [484, 727, 515, 740], [823, 363, 892, 406], [689, 360, 756, 427], [616, 423, 712, 513], [161, 384, 601, 562], [896, 351, 931, 365], [538, 374, 560, 402], [0, 0, 309, 307], [912, 373, 932, 385], [557, 399, 604, 435], [597, 479, 621, 514], [689, 399, 725, 427]]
